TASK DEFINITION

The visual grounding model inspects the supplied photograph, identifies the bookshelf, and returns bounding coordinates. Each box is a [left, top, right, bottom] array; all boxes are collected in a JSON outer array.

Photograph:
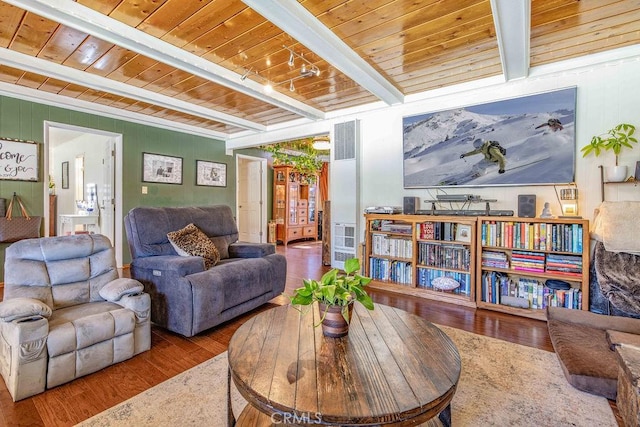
[[476, 216, 590, 320], [364, 214, 477, 308]]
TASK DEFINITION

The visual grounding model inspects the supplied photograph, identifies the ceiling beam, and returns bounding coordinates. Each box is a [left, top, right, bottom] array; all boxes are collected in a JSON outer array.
[[4, 0, 325, 121], [244, 0, 404, 106], [0, 48, 266, 132], [0, 80, 228, 140], [490, 0, 530, 80]]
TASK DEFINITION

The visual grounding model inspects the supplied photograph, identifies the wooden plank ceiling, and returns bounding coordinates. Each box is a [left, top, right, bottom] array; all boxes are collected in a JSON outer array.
[[0, 0, 638, 139]]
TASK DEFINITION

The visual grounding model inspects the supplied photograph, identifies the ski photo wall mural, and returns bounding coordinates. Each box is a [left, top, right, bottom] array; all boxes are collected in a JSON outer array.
[[403, 87, 577, 187]]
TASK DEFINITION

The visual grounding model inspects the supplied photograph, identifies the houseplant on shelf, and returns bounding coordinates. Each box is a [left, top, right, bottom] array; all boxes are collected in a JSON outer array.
[[581, 123, 637, 182], [289, 257, 374, 337]]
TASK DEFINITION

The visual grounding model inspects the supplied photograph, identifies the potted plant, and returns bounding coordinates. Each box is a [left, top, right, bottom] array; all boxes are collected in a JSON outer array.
[[581, 123, 637, 182], [289, 258, 374, 337]]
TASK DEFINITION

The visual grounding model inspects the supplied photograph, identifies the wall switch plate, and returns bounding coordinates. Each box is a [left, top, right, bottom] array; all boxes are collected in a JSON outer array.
[[142, 186, 148, 194]]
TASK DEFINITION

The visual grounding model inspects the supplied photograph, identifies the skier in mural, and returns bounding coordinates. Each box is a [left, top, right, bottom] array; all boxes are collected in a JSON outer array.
[[535, 118, 563, 131], [460, 138, 507, 174]]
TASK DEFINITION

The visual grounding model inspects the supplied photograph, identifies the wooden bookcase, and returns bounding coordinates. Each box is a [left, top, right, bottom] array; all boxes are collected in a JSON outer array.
[[273, 165, 318, 245], [476, 216, 590, 320], [364, 213, 477, 308]]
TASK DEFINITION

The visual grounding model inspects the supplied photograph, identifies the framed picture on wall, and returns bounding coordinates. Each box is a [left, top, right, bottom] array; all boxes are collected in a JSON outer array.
[[402, 87, 577, 187], [196, 160, 226, 187], [0, 138, 38, 181], [61, 161, 69, 189], [142, 152, 183, 184]]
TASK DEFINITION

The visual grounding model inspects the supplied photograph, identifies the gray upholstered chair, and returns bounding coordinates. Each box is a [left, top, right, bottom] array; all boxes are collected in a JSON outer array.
[[124, 205, 286, 337], [0, 234, 151, 401]]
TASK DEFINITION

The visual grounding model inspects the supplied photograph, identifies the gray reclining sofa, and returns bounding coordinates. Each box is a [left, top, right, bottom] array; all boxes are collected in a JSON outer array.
[[124, 205, 286, 337]]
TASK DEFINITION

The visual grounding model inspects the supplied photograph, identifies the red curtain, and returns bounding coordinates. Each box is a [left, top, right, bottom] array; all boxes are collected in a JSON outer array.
[[318, 162, 329, 209]]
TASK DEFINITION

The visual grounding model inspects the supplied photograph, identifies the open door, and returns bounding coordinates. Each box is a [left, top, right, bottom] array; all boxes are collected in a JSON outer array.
[[237, 155, 266, 243], [100, 138, 116, 244], [44, 122, 124, 266]]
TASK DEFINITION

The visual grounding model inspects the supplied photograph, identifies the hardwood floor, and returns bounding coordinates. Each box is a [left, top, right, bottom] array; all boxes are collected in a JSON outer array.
[[0, 241, 618, 426]]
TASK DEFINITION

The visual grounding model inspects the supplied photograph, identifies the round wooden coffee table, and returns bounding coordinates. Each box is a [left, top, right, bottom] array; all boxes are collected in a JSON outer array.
[[228, 303, 460, 426]]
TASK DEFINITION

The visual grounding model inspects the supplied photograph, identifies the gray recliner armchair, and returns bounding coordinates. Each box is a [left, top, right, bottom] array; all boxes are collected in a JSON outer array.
[[124, 205, 286, 337], [0, 234, 151, 401]]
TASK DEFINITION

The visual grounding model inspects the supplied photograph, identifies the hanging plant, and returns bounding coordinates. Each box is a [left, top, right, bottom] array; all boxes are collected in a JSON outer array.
[[261, 137, 324, 181]]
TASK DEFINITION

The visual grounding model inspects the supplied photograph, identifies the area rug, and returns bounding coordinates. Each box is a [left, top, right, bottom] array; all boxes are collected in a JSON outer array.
[[77, 325, 616, 426]]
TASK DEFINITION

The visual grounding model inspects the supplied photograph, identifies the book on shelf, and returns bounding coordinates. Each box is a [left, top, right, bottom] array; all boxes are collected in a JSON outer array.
[[417, 268, 471, 295], [372, 234, 413, 258], [480, 271, 582, 309], [481, 250, 509, 269], [481, 220, 583, 253], [369, 257, 412, 285], [420, 221, 463, 241], [418, 242, 471, 270]]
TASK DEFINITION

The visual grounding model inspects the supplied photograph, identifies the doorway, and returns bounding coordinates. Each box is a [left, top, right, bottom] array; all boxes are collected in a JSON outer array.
[[236, 155, 267, 243], [44, 122, 124, 266]]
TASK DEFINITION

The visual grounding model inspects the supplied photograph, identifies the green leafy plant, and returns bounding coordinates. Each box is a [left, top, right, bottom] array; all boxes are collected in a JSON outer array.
[[581, 123, 637, 166], [289, 258, 374, 323], [261, 138, 324, 181]]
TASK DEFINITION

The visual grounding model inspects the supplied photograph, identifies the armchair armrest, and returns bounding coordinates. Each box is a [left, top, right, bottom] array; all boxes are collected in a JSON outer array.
[[547, 306, 640, 334], [0, 298, 52, 323], [99, 278, 150, 323], [607, 330, 640, 351], [114, 293, 151, 323], [228, 242, 275, 258], [99, 278, 144, 302], [132, 255, 205, 276]]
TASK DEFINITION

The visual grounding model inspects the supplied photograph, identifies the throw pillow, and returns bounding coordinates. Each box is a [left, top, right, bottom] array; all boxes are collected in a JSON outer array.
[[167, 223, 220, 269]]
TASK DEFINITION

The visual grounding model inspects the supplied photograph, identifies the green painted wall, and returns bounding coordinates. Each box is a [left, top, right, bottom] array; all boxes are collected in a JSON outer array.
[[0, 94, 274, 281]]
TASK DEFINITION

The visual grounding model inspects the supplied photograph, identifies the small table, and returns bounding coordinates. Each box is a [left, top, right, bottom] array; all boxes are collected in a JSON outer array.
[[58, 214, 99, 236], [228, 303, 461, 426]]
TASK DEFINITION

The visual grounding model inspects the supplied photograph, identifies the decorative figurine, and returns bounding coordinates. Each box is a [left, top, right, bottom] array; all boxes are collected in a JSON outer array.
[[540, 202, 554, 218]]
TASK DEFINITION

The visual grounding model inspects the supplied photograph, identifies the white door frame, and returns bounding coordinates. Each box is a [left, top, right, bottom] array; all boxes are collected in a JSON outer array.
[[43, 121, 124, 267], [235, 154, 267, 243]]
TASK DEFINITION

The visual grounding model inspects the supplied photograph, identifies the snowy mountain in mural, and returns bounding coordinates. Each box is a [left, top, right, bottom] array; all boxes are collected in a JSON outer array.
[[403, 88, 576, 187]]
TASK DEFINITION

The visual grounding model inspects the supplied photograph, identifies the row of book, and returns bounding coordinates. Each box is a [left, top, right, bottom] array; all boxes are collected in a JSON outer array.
[[481, 250, 509, 269], [371, 234, 413, 258], [481, 250, 583, 278], [511, 250, 545, 273], [417, 268, 471, 295], [417, 242, 471, 271], [481, 271, 582, 310], [369, 258, 413, 285], [481, 221, 583, 253], [546, 253, 582, 276], [417, 221, 471, 242]]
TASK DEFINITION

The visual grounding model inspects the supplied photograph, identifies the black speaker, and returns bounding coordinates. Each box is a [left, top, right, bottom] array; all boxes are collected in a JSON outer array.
[[403, 197, 419, 214], [517, 194, 536, 218]]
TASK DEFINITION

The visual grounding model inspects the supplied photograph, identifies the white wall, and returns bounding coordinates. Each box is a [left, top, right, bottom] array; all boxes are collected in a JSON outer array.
[[228, 48, 640, 251], [358, 57, 640, 223], [51, 134, 107, 217]]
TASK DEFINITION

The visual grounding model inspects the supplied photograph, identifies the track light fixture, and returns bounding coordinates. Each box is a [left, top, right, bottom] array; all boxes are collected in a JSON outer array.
[[238, 46, 321, 93], [240, 67, 252, 81]]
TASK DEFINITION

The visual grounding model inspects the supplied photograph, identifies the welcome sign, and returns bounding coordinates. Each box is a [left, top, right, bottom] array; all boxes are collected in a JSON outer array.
[[0, 138, 38, 181]]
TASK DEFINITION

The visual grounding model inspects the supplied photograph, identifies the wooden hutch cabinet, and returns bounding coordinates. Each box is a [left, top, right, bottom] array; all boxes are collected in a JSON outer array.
[[273, 165, 318, 245]]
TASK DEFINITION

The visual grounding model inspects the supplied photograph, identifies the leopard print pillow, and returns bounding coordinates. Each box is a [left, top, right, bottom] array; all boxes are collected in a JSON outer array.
[[167, 223, 220, 269]]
